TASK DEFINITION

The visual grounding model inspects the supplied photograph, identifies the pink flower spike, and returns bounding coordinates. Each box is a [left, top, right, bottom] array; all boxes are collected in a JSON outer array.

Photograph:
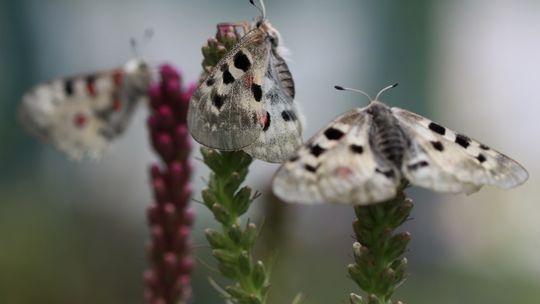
[[145, 64, 194, 304]]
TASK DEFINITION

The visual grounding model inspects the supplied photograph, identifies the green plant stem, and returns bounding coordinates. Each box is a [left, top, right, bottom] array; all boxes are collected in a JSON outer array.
[[348, 191, 413, 304], [201, 149, 269, 304]]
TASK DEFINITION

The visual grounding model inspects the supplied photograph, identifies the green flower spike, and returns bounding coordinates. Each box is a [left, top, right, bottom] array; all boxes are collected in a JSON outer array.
[[198, 23, 270, 304], [348, 190, 413, 304]]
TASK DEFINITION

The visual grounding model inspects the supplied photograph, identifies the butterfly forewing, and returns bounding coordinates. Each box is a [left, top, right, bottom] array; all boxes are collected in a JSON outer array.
[[393, 107, 529, 191], [188, 28, 269, 150]]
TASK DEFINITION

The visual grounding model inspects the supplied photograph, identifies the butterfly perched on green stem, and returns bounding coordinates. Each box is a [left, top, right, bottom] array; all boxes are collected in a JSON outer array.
[[188, 0, 303, 163], [273, 84, 528, 205]]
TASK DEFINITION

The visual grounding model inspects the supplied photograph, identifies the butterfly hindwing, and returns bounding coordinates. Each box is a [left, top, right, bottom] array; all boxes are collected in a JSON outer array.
[[243, 50, 303, 163], [272, 109, 399, 205], [188, 28, 269, 150], [393, 107, 529, 192], [19, 60, 150, 159]]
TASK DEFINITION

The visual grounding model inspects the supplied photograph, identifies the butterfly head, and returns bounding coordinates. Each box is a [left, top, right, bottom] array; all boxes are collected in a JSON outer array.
[[123, 59, 152, 94], [256, 20, 281, 48], [334, 83, 398, 104], [249, 0, 280, 47]]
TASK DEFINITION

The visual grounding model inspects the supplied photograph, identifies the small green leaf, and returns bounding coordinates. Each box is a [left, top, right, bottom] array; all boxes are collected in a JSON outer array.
[[238, 250, 252, 276], [349, 293, 365, 304], [227, 224, 243, 245], [243, 222, 258, 247], [233, 187, 253, 214], [212, 249, 237, 264], [205, 229, 229, 249], [202, 188, 218, 208], [252, 261, 266, 289], [211, 203, 230, 224], [225, 285, 250, 301]]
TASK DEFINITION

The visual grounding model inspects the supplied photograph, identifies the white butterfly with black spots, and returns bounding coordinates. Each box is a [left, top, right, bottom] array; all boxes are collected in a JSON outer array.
[[19, 59, 151, 160], [273, 84, 529, 205], [187, 0, 303, 163]]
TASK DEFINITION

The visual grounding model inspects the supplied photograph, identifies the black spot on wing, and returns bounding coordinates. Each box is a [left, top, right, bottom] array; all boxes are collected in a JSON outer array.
[[476, 153, 486, 163], [252, 84, 262, 102], [428, 122, 446, 135], [233, 51, 251, 72], [310, 144, 325, 157], [324, 128, 345, 140], [206, 78, 215, 86], [375, 168, 395, 178], [64, 79, 75, 96], [252, 112, 258, 124], [407, 161, 429, 171], [349, 144, 363, 154], [480, 144, 490, 150], [455, 134, 471, 148], [281, 110, 297, 121], [431, 141, 444, 151], [223, 71, 234, 84], [288, 155, 300, 162], [221, 64, 235, 84], [263, 112, 271, 131], [86, 75, 96, 86], [212, 94, 224, 110], [304, 164, 317, 173]]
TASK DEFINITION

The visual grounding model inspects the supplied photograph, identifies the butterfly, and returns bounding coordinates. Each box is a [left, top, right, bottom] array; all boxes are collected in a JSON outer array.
[[272, 84, 529, 205], [187, 0, 303, 163], [19, 59, 152, 159]]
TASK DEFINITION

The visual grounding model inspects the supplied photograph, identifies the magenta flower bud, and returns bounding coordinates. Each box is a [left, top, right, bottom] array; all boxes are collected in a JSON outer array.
[[152, 178, 167, 203], [163, 252, 178, 271], [183, 208, 196, 226], [180, 256, 194, 274], [143, 270, 158, 288], [150, 164, 162, 180], [147, 114, 160, 131], [156, 133, 174, 161], [162, 203, 176, 226], [158, 105, 175, 129], [147, 204, 161, 225], [148, 86, 163, 110]]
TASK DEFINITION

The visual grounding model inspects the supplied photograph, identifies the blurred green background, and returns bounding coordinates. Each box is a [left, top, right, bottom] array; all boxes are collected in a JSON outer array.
[[1, 0, 539, 303]]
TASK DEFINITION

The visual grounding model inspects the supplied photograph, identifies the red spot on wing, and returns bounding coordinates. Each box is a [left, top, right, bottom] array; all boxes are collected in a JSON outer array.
[[111, 70, 123, 111], [112, 93, 122, 111], [86, 82, 96, 97], [74, 113, 88, 128], [335, 167, 353, 178], [113, 99, 121, 111], [243, 73, 253, 87], [258, 113, 268, 127], [112, 70, 123, 86]]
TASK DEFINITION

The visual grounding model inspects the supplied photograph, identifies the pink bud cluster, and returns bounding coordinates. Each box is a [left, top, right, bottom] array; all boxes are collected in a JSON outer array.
[[144, 65, 196, 304]]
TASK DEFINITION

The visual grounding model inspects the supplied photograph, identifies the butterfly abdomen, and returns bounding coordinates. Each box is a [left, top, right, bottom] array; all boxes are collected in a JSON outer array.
[[369, 103, 408, 168], [271, 51, 295, 98]]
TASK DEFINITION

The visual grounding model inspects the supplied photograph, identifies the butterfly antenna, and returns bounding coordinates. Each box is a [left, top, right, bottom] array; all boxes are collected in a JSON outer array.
[[249, 0, 266, 19], [130, 38, 139, 58], [374, 83, 398, 100], [334, 85, 372, 102], [130, 28, 154, 59]]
